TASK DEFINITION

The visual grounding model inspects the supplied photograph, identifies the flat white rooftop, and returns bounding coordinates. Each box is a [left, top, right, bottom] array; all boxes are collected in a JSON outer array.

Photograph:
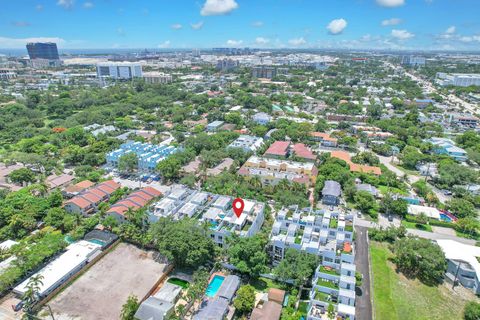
[[14, 240, 101, 296]]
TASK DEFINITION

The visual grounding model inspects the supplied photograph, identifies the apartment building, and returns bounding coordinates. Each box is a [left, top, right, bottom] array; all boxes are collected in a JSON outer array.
[[106, 141, 177, 173], [149, 186, 265, 248], [96, 62, 142, 80], [227, 135, 264, 153], [310, 132, 338, 147], [142, 72, 173, 84], [268, 206, 356, 320], [238, 156, 318, 187]]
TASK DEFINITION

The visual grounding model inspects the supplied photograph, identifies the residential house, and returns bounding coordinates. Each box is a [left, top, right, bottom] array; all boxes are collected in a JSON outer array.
[[253, 112, 272, 125], [322, 180, 342, 206], [106, 186, 162, 223], [437, 240, 480, 295], [134, 283, 182, 320], [206, 120, 225, 132], [64, 180, 121, 215], [426, 137, 468, 162], [228, 135, 264, 153], [310, 132, 338, 147]]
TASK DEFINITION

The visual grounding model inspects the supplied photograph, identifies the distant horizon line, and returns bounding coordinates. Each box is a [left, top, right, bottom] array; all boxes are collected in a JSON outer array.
[[1, 47, 480, 54]]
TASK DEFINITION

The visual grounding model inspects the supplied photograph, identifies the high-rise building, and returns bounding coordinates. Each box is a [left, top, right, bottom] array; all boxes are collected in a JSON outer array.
[[401, 55, 426, 66], [216, 59, 239, 71], [26, 42, 59, 60], [96, 62, 143, 80]]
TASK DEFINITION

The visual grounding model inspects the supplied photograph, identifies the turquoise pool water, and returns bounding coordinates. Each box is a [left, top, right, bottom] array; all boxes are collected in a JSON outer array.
[[87, 239, 106, 247], [205, 275, 225, 297]]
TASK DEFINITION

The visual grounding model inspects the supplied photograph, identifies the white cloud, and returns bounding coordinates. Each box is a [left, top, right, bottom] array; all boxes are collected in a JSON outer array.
[[57, 0, 74, 10], [445, 26, 456, 34], [171, 23, 183, 30], [190, 21, 204, 30], [376, 0, 405, 7], [117, 27, 126, 37], [36, 4, 44, 11], [83, 2, 93, 9], [201, 0, 238, 16], [391, 29, 414, 40], [12, 21, 31, 27], [158, 40, 171, 48], [255, 37, 270, 45], [226, 39, 243, 46], [327, 19, 347, 35], [459, 35, 480, 43], [0, 36, 66, 48], [381, 18, 402, 26], [252, 21, 263, 28], [288, 37, 307, 46]]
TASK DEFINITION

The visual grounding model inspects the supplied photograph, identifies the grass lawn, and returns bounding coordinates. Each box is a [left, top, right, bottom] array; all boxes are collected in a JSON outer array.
[[370, 241, 474, 320], [378, 185, 408, 196], [249, 276, 289, 293], [298, 301, 309, 318], [401, 220, 433, 232]]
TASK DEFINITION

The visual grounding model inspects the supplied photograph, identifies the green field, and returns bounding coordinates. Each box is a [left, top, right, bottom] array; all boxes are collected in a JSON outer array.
[[401, 220, 433, 232], [370, 241, 473, 320]]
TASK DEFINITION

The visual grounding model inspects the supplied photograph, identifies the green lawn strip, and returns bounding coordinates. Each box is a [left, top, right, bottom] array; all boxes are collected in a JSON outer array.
[[401, 220, 433, 232], [370, 241, 470, 320]]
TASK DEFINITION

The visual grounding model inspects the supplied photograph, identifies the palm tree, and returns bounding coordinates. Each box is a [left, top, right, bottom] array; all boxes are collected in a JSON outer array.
[[22, 274, 44, 320]]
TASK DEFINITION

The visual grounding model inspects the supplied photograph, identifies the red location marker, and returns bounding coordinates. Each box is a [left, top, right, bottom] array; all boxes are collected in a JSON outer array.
[[232, 198, 245, 218]]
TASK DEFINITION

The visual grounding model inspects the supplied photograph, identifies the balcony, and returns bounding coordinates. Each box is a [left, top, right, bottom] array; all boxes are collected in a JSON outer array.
[[318, 265, 341, 276], [316, 278, 339, 290]]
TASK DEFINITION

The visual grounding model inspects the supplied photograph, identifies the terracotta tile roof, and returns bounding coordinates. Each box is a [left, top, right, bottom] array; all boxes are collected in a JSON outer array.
[[292, 143, 316, 160], [80, 192, 102, 203], [75, 180, 94, 189], [140, 186, 162, 197], [106, 187, 157, 218], [265, 141, 290, 157], [89, 188, 108, 199], [268, 288, 286, 304], [66, 197, 92, 210], [96, 184, 116, 195]]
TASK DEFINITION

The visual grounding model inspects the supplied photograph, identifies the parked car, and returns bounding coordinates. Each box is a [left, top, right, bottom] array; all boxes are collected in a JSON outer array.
[[443, 190, 453, 196], [388, 215, 394, 222]]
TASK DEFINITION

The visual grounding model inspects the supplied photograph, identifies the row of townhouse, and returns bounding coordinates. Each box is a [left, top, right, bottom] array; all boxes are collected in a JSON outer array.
[[106, 186, 162, 223], [149, 185, 265, 248], [64, 180, 121, 215], [238, 156, 318, 187], [426, 137, 468, 162], [106, 141, 177, 173], [268, 206, 356, 320]]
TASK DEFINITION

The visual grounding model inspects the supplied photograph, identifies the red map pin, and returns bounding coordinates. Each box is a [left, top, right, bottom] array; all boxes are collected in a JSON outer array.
[[232, 198, 245, 218]]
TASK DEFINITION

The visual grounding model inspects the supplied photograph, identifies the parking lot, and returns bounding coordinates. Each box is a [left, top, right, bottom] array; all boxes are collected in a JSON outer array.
[[47, 243, 167, 320]]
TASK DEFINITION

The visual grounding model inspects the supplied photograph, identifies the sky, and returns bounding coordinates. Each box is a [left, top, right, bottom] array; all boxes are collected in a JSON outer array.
[[1, 0, 480, 51]]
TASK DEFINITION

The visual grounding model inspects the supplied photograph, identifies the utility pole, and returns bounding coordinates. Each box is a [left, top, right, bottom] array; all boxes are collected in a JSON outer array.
[[452, 261, 463, 290]]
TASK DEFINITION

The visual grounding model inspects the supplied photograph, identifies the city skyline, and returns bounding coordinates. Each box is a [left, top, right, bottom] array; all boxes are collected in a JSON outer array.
[[1, 0, 480, 51]]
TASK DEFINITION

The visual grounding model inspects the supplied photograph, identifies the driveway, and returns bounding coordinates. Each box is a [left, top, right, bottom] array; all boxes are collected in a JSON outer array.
[[354, 226, 373, 320]]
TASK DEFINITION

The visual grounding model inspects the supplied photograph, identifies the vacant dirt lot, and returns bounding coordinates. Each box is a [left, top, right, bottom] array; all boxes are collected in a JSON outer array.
[[47, 243, 167, 320]]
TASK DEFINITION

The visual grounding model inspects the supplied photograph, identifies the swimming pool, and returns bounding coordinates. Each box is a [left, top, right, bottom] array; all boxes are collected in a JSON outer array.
[[205, 275, 225, 297], [439, 213, 452, 223]]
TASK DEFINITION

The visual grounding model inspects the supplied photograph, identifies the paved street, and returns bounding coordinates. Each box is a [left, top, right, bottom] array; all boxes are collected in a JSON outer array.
[[354, 226, 373, 320], [356, 215, 476, 245]]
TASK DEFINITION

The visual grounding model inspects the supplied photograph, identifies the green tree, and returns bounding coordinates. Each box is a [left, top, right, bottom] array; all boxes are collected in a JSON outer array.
[[354, 191, 377, 215], [8, 168, 36, 185], [120, 294, 139, 320], [327, 303, 335, 319], [22, 274, 43, 320], [274, 249, 319, 287], [464, 301, 480, 320], [233, 285, 255, 314], [227, 235, 268, 279], [118, 153, 138, 174], [150, 218, 216, 268], [447, 198, 477, 219], [392, 236, 446, 285]]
